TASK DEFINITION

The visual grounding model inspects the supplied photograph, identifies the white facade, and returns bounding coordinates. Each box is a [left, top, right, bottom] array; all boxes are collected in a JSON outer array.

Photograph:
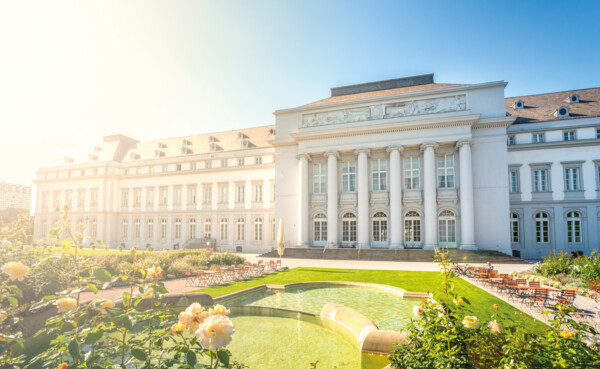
[[33, 75, 600, 258], [0, 182, 31, 211]]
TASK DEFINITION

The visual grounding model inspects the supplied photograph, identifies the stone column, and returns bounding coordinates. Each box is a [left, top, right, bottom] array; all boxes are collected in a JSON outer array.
[[457, 140, 476, 250], [325, 151, 340, 247], [354, 148, 371, 248], [421, 142, 439, 249], [386, 145, 404, 249], [296, 153, 311, 246]]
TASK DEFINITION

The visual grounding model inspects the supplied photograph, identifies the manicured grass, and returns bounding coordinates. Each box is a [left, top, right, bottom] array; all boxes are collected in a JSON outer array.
[[196, 267, 548, 332]]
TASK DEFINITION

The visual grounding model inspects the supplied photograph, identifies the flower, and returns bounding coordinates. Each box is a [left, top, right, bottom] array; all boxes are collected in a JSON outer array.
[[209, 304, 230, 316], [99, 300, 115, 314], [171, 322, 186, 335], [493, 304, 498, 310], [462, 316, 480, 329], [487, 320, 501, 333], [58, 364, 68, 369], [146, 266, 163, 279], [178, 303, 210, 333], [559, 331, 574, 339], [413, 305, 424, 317], [1, 261, 30, 281], [56, 298, 77, 314], [454, 297, 464, 306], [195, 314, 235, 351]]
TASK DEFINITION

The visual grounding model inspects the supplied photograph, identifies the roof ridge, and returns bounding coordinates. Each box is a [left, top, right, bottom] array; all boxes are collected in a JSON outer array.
[[506, 86, 600, 99], [135, 124, 275, 145]]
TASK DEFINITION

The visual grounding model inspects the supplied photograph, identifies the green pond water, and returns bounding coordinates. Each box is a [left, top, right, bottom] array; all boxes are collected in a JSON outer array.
[[222, 284, 422, 332]]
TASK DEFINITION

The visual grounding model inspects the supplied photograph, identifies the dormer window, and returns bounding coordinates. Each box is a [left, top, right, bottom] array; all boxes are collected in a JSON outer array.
[[154, 150, 166, 157], [182, 139, 192, 146], [209, 143, 222, 151], [555, 106, 570, 118], [237, 132, 247, 140], [209, 136, 217, 143], [157, 142, 167, 149], [241, 139, 249, 149], [507, 135, 516, 145], [514, 100, 524, 109], [89, 154, 99, 161], [567, 94, 579, 104], [181, 147, 193, 155], [129, 153, 140, 160], [269, 128, 275, 135]]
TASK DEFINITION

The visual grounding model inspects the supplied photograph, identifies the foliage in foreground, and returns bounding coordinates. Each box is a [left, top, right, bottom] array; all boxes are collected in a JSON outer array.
[[388, 248, 600, 369]]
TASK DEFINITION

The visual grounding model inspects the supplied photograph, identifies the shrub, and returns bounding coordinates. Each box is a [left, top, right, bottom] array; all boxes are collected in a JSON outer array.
[[166, 259, 194, 277], [540, 251, 572, 277], [573, 251, 600, 287], [209, 252, 246, 267]]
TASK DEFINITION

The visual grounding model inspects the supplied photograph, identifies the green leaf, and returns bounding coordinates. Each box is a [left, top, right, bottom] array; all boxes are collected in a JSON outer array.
[[94, 269, 112, 282], [131, 347, 147, 362], [151, 284, 168, 294], [84, 330, 104, 345], [122, 292, 131, 306], [7, 296, 18, 306], [186, 350, 197, 365], [68, 338, 82, 359], [123, 315, 134, 331], [217, 349, 230, 366], [87, 283, 98, 294]]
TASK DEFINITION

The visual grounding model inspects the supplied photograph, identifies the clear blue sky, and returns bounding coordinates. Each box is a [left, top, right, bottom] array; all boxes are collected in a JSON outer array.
[[1, 0, 599, 184]]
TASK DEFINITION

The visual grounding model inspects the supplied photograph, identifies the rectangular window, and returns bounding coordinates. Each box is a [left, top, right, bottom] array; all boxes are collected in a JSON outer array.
[[121, 190, 129, 207], [507, 135, 516, 145], [90, 189, 98, 207], [122, 219, 128, 239], [437, 155, 455, 188], [313, 163, 327, 194], [42, 192, 49, 208], [160, 188, 168, 205], [204, 186, 212, 204], [221, 159, 228, 167], [236, 185, 245, 202], [190, 162, 197, 170], [160, 219, 167, 238], [533, 169, 548, 192], [372, 159, 387, 191], [255, 157, 262, 165], [404, 157, 420, 189], [342, 161, 356, 193], [188, 186, 197, 205], [254, 184, 263, 202], [147, 219, 154, 239], [173, 188, 182, 205], [564, 167, 580, 190], [134, 189, 141, 206], [220, 219, 228, 240], [511, 220, 519, 243], [219, 186, 228, 203], [563, 131, 576, 141], [162, 165, 168, 172], [174, 219, 181, 239], [147, 189, 154, 206], [532, 133, 545, 143], [91, 218, 97, 238], [189, 219, 196, 239], [65, 191, 72, 208], [206, 161, 212, 169], [254, 220, 262, 241], [134, 219, 141, 238], [509, 170, 519, 193], [237, 221, 245, 241], [77, 190, 85, 208], [238, 158, 245, 166], [597, 128, 600, 139]]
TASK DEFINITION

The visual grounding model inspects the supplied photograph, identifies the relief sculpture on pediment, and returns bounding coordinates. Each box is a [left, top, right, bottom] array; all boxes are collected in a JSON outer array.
[[301, 94, 467, 127]]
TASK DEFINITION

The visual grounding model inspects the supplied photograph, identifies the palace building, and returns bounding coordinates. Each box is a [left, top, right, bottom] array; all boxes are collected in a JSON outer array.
[[33, 74, 600, 259]]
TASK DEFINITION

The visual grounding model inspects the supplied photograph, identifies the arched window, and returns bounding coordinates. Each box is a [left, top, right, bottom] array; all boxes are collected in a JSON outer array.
[[510, 213, 519, 243], [174, 218, 182, 239], [372, 212, 388, 242], [404, 211, 421, 243], [189, 218, 196, 239], [204, 218, 212, 239], [254, 218, 263, 241], [160, 218, 167, 239], [535, 212, 550, 243], [220, 218, 228, 241], [313, 213, 327, 243], [342, 212, 357, 242], [438, 210, 456, 244], [236, 217, 245, 241], [566, 211, 581, 243]]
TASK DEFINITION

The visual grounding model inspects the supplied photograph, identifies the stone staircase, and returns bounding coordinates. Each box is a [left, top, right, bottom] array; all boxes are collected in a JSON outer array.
[[258, 248, 530, 264]]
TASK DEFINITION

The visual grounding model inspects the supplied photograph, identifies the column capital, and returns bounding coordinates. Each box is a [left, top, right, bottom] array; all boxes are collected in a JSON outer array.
[[386, 145, 404, 154], [456, 139, 472, 149], [419, 142, 439, 152], [324, 151, 340, 159], [296, 153, 312, 161], [353, 148, 371, 156]]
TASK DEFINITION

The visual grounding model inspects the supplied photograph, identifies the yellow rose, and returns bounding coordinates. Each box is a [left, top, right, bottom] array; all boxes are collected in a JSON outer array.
[[462, 316, 480, 329], [56, 297, 77, 314], [493, 304, 498, 310], [560, 331, 574, 339], [171, 322, 186, 335], [454, 297, 464, 306], [487, 320, 501, 333], [178, 303, 209, 333], [58, 364, 68, 369], [99, 300, 115, 314], [195, 314, 235, 351], [1, 261, 30, 281], [209, 304, 230, 316]]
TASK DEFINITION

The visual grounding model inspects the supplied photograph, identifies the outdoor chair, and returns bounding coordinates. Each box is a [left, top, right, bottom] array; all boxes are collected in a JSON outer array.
[[528, 281, 540, 288], [528, 288, 550, 309], [185, 270, 197, 287], [556, 289, 576, 306]]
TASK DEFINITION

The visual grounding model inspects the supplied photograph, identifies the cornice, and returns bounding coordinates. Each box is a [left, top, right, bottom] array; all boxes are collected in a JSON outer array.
[[289, 114, 481, 143], [472, 116, 516, 129], [273, 81, 507, 115], [268, 138, 297, 147], [507, 138, 600, 152]]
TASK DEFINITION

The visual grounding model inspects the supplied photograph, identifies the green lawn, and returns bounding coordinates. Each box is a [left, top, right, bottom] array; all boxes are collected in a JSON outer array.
[[196, 267, 548, 332]]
